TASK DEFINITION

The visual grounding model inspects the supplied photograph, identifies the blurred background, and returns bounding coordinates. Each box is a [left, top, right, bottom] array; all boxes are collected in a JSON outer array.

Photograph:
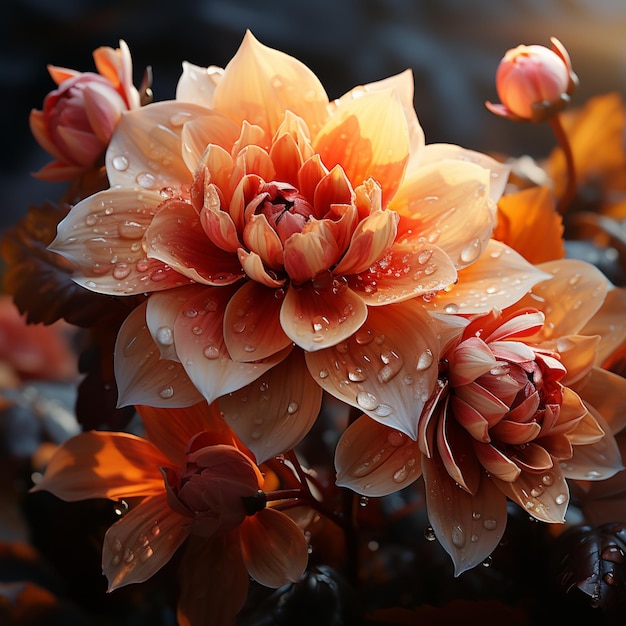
[[1, 0, 626, 229]]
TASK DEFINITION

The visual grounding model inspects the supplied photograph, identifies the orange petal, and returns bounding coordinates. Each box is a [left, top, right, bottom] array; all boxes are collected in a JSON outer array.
[[314, 89, 409, 205], [200, 185, 242, 253], [237, 248, 286, 288], [472, 442, 521, 482], [177, 533, 249, 626], [115, 301, 204, 408], [390, 159, 494, 269], [335, 416, 422, 496], [283, 230, 341, 283], [448, 337, 496, 386], [454, 382, 509, 424], [280, 281, 367, 352], [105, 101, 211, 189], [489, 419, 541, 445], [305, 299, 440, 438], [29, 108, 64, 160], [551, 334, 599, 385], [103, 493, 189, 591], [219, 349, 321, 463], [492, 467, 569, 523], [493, 186, 565, 263], [223, 281, 292, 362], [430, 240, 551, 315], [578, 366, 626, 435], [213, 31, 329, 139], [423, 453, 507, 576], [239, 507, 308, 587], [242, 213, 285, 271], [180, 113, 240, 173]]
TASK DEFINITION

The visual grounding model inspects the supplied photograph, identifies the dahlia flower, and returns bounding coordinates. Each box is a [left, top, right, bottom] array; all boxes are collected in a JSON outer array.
[[31, 401, 308, 626], [49, 31, 544, 454], [30, 40, 140, 182], [336, 258, 626, 574]]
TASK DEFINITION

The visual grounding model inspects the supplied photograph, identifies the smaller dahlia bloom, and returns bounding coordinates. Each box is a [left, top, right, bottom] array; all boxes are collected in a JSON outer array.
[[486, 37, 578, 122], [335, 259, 625, 574], [30, 40, 140, 182], [31, 401, 308, 626]]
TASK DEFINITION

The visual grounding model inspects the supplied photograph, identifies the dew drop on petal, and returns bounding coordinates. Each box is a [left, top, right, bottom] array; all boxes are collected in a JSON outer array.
[[118, 220, 146, 240], [287, 401, 298, 414], [203, 345, 220, 360], [542, 473, 554, 486], [451, 524, 466, 548], [374, 404, 393, 417], [159, 386, 174, 399], [416, 349, 434, 371], [443, 303, 459, 314], [318, 369, 329, 379], [348, 367, 367, 382], [112, 155, 129, 171], [136, 172, 156, 189], [156, 326, 174, 346], [424, 525, 436, 541], [356, 391, 379, 411], [392, 465, 408, 483], [555, 493, 567, 505], [483, 519, 497, 531], [112, 263, 132, 280], [387, 431, 405, 447], [233, 320, 246, 333], [355, 327, 374, 345]]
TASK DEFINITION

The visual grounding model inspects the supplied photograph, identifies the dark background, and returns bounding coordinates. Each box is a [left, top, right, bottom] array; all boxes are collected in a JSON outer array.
[[2, 0, 626, 232]]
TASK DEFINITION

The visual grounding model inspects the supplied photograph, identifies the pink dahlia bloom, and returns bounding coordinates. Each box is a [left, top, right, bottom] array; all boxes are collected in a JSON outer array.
[[49, 32, 542, 456], [336, 259, 625, 574], [30, 40, 140, 181]]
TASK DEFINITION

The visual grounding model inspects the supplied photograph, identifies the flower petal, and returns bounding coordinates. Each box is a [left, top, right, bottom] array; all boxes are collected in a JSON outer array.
[[103, 492, 189, 591], [423, 454, 507, 576], [280, 281, 367, 352], [114, 301, 204, 408], [213, 31, 329, 139], [32, 431, 168, 501], [237, 248, 286, 287], [578, 366, 626, 435], [305, 300, 440, 438], [176, 61, 223, 107], [429, 240, 552, 315], [314, 89, 409, 204], [239, 507, 308, 587], [335, 416, 422, 496], [219, 350, 322, 463]]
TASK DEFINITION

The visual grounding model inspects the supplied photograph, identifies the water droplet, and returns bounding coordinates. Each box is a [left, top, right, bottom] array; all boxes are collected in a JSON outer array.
[[355, 327, 374, 345], [604, 571, 616, 585], [418, 249, 433, 265], [318, 369, 329, 379], [424, 525, 436, 541], [259, 381, 269, 392], [139, 547, 154, 563], [378, 350, 403, 383], [443, 303, 459, 314], [251, 430, 262, 440], [123, 548, 134, 563], [451, 524, 466, 548], [150, 524, 160, 537], [243, 344, 256, 353], [156, 326, 173, 346], [358, 495, 369, 507], [118, 220, 145, 240], [585, 470, 602, 479], [312, 315, 330, 332], [348, 367, 367, 382], [568, 274, 582, 286], [472, 511, 481, 520], [159, 386, 174, 399], [112, 155, 129, 171], [374, 404, 393, 417], [530, 485, 545, 498], [483, 519, 497, 531], [416, 349, 434, 371], [555, 493, 567, 505], [460, 239, 481, 264], [541, 473, 554, 486], [356, 391, 379, 411], [233, 320, 246, 333], [470, 533, 479, 543], [136, 172, 156, 189], [203, 345, 220, 360], [287, 401, 298, 414], [392, 465, 408, 483], [387, 431, 405, 447], [482, 556, 493, 568], [602, 545, 625, 563]]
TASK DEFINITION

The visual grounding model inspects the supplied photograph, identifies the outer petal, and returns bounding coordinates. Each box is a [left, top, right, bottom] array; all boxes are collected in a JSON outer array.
[[105, 101, 212, 189], [577, 366, 626, 435], [428, 240, 552, 315], [280, 281, 368, 352], [224, 280, 292, 362], [213, 31, 329, 138], [103, 492, 190, 591], [219, 350, 321, 463], [314, 89, 409, 205], [176, 61, 223, 107], [50, 188, 194, 295], [32, 431, 169, 501], [423, 454, 508, 576], [305, 300, 440, 438], [177, 533, 249, 626], [335, 416, 422, 496], [115, 301, 205, 408], [239, 507, 308, 587], [389, 159, 494, 270]]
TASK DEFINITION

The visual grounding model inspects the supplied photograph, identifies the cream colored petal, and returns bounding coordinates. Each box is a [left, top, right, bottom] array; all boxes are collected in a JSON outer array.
[[280, 281, 368, 352], [335, 416, 422, 496], [428, 240, 552, 315], [578, 366, 626, 435], [105, 101, 212, 188], [50, 188, 194, 296], [176, 61, 224, 107], [240, 508, 308, 587], [31, 431, 168, 501], [314, 89, 409, 205], [448, 337, 496, 387], [114, 300, 204, 408], [417, 143, 511, 203], [551, 334, 600, 386], [423, 454, 508, 576], [199, 183, 242, 253], [305, 299, 440, 438], [181, 113, 240, 174], [389, 159, 495, 270], [103, 493, 190, 591], [223, 280, 292, 362], [213, 31, 329, 138], [219, 350, 321, 463]]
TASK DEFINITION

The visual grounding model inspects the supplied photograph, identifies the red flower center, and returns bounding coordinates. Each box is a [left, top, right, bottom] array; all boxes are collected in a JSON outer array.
[[256, 181, 314, 243]]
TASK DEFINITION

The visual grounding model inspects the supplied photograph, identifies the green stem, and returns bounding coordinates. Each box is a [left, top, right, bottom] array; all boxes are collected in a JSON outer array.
[[549, 114, 577, 214]]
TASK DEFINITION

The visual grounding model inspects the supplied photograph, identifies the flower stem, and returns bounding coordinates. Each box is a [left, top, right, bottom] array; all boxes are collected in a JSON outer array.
[[548, 114, 577, 214]]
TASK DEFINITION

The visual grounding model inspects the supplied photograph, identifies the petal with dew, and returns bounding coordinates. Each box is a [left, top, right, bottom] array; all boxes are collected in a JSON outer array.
[[448, 337, 496, 387], [181, 113, 240, 174], [224, 281, 292, 362], [423, 454, 507, 576], [239, 507, 308, 587], [213, 31, 328, 139], [335, 416, 422, 497], [176, 62, 224, 107], [283, 230, 341, 284], [105, 101, 212, 189], [430, 240, 552, 315], [315, 89, 409, 205], [103, 492, 190, 591], [177, 533, 249, 626], [578, 366, 626, 435], [31, 431, 168, 501], [280, 280, 367, 352], [237, 249, 286, 288], [306, 299, 440, 438], [115, 301, 204, 408], [220, 350, 321, 463]]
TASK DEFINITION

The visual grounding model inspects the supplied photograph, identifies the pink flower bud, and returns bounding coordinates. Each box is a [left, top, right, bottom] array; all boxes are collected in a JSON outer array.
[[29, 40, 140, 182], [486, 37, 578, 123]]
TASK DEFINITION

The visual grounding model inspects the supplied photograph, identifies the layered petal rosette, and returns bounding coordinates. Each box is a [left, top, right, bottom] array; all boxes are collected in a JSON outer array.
[[49, 31, 519, 452], [32, 401, 308, 626], [336, 259, 625, 574]]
